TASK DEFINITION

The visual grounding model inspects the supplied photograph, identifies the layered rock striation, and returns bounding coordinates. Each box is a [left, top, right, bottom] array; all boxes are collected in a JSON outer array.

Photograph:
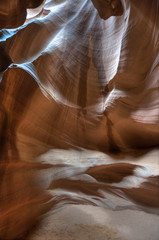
[[0, 0, 159, 239]]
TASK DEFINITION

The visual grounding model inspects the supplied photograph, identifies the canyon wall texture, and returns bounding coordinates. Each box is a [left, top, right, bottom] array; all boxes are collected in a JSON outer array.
[[0, 0, 159, 239]]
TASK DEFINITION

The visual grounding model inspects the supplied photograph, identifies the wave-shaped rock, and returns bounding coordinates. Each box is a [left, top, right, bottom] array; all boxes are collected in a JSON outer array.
[[0, 0, 159, 239]]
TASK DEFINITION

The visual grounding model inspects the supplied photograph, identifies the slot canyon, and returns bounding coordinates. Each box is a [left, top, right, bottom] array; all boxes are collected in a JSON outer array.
[[0, 0, 159, 239]]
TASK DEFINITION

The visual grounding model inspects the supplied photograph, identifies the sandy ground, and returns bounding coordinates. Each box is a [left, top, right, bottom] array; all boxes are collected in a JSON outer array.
[[27, 149, 159, 240], [29, 204, 159, 240]]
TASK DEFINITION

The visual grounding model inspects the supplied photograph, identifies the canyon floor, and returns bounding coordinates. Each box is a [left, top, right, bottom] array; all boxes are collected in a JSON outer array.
[[28, 204, 159, 240]]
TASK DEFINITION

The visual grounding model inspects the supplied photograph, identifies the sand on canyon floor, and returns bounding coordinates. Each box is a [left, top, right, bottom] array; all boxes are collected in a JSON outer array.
[[29, 204, 159, 240]]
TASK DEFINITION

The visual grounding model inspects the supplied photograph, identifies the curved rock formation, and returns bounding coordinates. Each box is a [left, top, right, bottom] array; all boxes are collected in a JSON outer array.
[[0, 0, 159, 239]]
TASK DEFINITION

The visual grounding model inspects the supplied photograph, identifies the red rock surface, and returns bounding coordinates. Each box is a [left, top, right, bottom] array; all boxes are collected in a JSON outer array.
[[0, 0, 159, 239]]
